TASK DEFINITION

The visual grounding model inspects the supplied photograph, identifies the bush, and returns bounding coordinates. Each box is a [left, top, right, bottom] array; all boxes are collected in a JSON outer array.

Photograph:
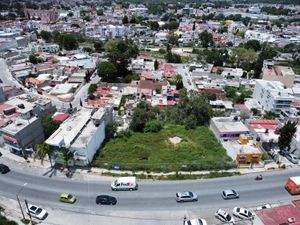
[[144, 120, 163, 133]]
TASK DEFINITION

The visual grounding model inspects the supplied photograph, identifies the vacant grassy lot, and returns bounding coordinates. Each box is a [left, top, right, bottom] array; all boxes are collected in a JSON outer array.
[[93, 124, 234, 172]]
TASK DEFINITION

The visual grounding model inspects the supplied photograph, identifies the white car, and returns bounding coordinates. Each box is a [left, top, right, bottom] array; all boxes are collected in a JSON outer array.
[[184, 218, 207, 225], [256, 204, 271, 210], [176, 191, 198, 202], [233, 207, 254, 220], [27, 204, 48, 220], [215, 209, 235, 224]]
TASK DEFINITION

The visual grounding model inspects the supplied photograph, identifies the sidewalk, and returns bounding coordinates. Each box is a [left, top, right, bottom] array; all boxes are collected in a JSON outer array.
[[0, 146, 297, 181]]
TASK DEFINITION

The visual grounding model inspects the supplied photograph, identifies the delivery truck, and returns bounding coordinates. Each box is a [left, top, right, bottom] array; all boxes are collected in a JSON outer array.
[[285, 176, 300, 195], [111, 177, 138, 191]]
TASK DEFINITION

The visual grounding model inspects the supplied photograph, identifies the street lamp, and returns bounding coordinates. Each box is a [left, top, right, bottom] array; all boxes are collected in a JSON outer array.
[[16, 182, 27, 221]]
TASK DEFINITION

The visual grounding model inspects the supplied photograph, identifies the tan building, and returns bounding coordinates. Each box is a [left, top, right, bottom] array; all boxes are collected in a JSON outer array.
[[262, 61, 295, 88]]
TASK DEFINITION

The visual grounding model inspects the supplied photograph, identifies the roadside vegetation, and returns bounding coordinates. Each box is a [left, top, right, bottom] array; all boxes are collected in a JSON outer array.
[[93, 124, 233, 172], [93, 90, 234, 172]]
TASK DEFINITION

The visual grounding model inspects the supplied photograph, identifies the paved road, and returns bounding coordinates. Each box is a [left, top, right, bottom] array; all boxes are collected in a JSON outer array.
[[0, 167, 299, 214], [176, 64, 198, 92]]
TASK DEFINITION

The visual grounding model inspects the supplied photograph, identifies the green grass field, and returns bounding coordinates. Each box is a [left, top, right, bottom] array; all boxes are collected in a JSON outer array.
[[93, 124, 233, 172]]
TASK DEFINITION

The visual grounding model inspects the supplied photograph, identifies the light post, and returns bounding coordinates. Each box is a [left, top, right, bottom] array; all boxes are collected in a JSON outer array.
[[16, 182, 27, 221]]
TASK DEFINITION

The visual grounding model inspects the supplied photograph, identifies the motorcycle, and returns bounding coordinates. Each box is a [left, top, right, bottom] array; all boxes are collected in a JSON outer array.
[[255, 175, 263, 181]]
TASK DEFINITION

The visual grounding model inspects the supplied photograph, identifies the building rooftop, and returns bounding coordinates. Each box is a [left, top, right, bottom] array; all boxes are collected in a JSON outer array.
[[5, 98, 35, 115], [256, 205, 300, 225], [211, 117, 249, 133], [1, 117, 38, 135], [46, 109, 92, 148]]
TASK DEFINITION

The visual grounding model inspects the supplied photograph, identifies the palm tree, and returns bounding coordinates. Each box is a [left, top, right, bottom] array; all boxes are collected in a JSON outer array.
[[34, 143, 54, 167]]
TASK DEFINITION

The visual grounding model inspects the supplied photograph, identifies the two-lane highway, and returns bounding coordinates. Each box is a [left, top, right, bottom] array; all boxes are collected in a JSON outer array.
[[0, 167, 299, 214]]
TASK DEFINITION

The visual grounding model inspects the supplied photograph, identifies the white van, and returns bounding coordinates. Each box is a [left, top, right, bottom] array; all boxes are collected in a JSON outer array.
[[111, 177, 138, 191]]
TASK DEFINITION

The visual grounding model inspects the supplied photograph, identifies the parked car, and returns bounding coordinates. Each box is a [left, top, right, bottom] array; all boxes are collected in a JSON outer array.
[[286, 153, 299, 164], [233, 207, 254, 220], [222, 189, 239, 199], [256, 204, 271, 210], [96, 195, 117, 205], [215, 209, 235, 224], [184, 218, 207, 225], [27, 204, 48, 220], [59, 193, 76, 204], [0, 164, 10, 174], [176, 192, 198, 202]]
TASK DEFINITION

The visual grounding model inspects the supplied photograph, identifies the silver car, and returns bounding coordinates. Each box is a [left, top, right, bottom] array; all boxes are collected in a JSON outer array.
[[222, 189, 239, 199], [286, 153, 299, 164], [176, 191, 198, 202]]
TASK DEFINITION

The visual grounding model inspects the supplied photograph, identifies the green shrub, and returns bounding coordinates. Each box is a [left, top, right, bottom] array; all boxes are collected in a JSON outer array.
[[144, 120, 163, 133]]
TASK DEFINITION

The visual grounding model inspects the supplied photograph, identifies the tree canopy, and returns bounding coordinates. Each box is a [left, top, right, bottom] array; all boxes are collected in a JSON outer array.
[[278, 120, 297, 153], [97, 61, 118, 82], [199, 30, 214, 48]]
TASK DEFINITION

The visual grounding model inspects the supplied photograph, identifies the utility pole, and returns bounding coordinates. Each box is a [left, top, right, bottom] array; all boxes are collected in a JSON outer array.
[[24, 199, 33, 225], [16, 183, 27, 221]]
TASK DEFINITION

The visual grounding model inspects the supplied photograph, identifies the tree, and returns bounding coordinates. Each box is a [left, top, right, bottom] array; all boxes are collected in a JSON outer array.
[[278, 120, 297, 154], [97, 61, 118, 82], [88, 83, 97, 95], [83, 15, 91, 21], [231, 48, 258, 70], [122, 15, 129, 24], [168, 32, 179, 46], [40, 30, 52, 43], [29, 54, 38, 64], [149, 21, 159, 30], [165, 52, 182, 63], [62, 33, 78, 50], [68, 12, 74, 17], [34, 143, 54, 167], [97, 9, 104, 16], [130, 101, 156, 132], [41, 114, 60, 139], [94, 41, 103, 52], [173, 74, 183, 90], [199, 30, 214, 48], [104, 39, 139, 77], [245, 40, 261, 52], [144, 120, 163, 133], [105, 121, 118, 142], [154, 59, 159, 70]]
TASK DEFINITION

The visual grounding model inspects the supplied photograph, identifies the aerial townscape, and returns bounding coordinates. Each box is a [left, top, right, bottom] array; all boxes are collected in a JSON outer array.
[[2, 0, 300, 224]]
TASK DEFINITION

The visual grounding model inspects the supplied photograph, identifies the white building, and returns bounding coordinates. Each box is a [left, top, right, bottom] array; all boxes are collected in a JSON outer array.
[[252, 80, 294, 114], [245, 30, 276, 43], [46, 107, 113, 166], [36, 44, 60, 53]]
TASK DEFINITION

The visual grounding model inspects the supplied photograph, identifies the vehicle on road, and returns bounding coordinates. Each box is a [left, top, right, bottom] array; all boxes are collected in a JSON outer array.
[[59, 193, 76, 204], [285, 153, 299, 164], [233, 207, 254, 220], [222, 189, 239, 199], [111, 177, 138, 191], [285, 176, 300, 195], [184, 218, 207, 225], [27, 204, 48, 220], [215, 209, 235, 224], [0, 164, 10, 174], [256, 204, 271, 210], [255, 175, 263, 181], [176, 191, 198, 202], [96, 195, 117, 205]]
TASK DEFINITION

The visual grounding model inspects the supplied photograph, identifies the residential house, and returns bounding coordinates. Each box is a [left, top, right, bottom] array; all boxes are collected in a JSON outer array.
[[210, 117, 250, 141], [45, 107, 113, 166]]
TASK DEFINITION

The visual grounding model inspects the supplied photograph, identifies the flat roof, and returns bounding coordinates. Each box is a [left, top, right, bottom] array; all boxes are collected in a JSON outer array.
[[256, 205, 300, 225], [46, 109, 92, 147], [1, 117, 38, 134], [212, 117, 249, 133], [5, 98, 34, 114]]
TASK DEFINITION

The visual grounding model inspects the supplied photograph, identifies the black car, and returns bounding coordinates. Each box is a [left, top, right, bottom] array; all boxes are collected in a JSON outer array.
[[96, 195, 117, 205], [0, 164, 10, 174]]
